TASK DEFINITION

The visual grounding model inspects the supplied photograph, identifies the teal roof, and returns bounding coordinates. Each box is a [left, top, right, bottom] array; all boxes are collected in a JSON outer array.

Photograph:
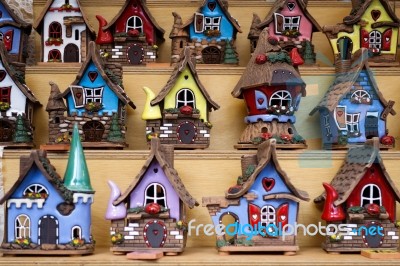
[[63, 123, 94, 192]]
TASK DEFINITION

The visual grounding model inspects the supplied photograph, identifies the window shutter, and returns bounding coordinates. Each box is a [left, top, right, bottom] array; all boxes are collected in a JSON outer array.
[[255, 90, 268, 110], [274, 13, 284, 34], [248, 203, 261, 228], [382, 28, 392, 51], [361, 29, 369, 49], [334, 106, 347, 130], [194, 13, 204, 33], [276, 203, 289, 231], [3, 30, 13, 51], [70, 85, 85, 108]]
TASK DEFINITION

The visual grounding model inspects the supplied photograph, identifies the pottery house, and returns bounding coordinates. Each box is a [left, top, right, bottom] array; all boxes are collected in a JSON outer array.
[[232, 28, 307, 149], [309, 48, 396, 149], [323, 0, 400, 66], [314, 138, 400, 253], [33, 0, 96, 63], [142, 47, 219, 149], [105, 137, 199, 256], [0, 42, 40, 148], [96, 0, 165, 65], [203, 139, 310, 255], [0, 124, 95, 255], [170, 0, 242, 65], [248, 0, 321, 65], [0, 0, 32, 63], [46, 41, 136, 149]]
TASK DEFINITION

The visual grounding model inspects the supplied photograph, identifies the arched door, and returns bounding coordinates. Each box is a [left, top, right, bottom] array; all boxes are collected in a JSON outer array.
[[127, 43, 144, 65], [64, 43, 79, 62], [177, 121, 197, 144], [83, 121, 105, 142], [38, 215, 58, 244], [143, 220, 167, 248], [362, 222, 384, 248], [0, 120, 13, 141], [202, 46, 221, 64]]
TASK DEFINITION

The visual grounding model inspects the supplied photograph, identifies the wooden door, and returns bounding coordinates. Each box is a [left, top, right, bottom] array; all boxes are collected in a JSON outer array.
[[144, 221, 167, 248], [39, 216, 58, 244], [365, 115, 378, 138], [202, 46, 221, 64], [362, 222, 384, 248], [0, 120, 13, 141], [127, 44, 144, 65], [83, 121, 105, 142], [64, 43, 79, 62], [177, 121, 197, 144]]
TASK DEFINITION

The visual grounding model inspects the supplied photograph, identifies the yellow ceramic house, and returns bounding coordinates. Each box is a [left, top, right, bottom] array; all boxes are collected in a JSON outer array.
[[142, 47, 219, 149], [324, 0, 399, 66]]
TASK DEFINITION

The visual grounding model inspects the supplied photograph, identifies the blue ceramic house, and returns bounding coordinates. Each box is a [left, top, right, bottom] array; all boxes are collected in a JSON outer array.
[[0, 124, 95, 255], [203, 139, 309, 254], [0, 0, 32, 63], [170, 0, 242, 64], [46, 41, 135, 148], [309, 48, 396, 149]]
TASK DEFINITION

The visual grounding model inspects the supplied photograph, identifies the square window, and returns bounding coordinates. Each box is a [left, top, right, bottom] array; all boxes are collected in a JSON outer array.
[[213, 17, 220, 24], [205, 17, 212, 24]]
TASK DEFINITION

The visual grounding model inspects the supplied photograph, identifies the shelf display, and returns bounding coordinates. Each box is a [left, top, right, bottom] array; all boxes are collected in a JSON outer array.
[[314, 138, 400, 253], [95, 0, 165, 66], [33, 0, 96, 63], [232, 27, 307, 149], [143, 47, 219, 149], [203, 139, 310, 255], [248, 0, 321, 65], [105, 138, 199, 256], [309, 48, 396, 149], [323, 0, 400, 66], [170, 0, 242, 65], [0, 124, 95, 255], [46, 41, 136, 149]]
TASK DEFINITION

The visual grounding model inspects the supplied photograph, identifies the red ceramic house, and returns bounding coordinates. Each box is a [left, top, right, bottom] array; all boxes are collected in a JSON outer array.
[[96, 0, 165, 65]]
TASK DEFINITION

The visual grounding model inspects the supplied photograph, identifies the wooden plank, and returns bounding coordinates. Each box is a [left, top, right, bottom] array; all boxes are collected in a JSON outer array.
[[126, 250, 163, 260], [361, 250, 400, 259]]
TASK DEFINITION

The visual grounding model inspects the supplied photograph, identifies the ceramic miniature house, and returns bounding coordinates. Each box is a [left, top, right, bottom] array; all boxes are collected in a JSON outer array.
[[0, 0, 32, 63], [314, 138, 400, 253], [232, 28, 307, 149], [170, 0, 242, 65], [46, 41, 136, 148], [33, 0, 96, 63], [248, 0, 321, 65], [105, 138, 199, 255], [323, 0, 400, 66], [309, 48, 396, 149], [96, 0, 165, 65], [203, 139, 310, 255], [0, 124, 95, 255], [0, 42, 40, 148], [142, 47, 219, 149]]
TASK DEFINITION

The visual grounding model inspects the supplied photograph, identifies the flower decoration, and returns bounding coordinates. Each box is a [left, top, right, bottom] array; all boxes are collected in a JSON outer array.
[[204, 29, 221, 37], [24, 192, 48, 199], [128, 29, 140, 37], [70, 237, 85, 247], [111, 233, 124, 245], [45, 37, 63, 46], [282, 29, 301, 38], [176, 220, 188, 232], [84, 102, 103, 112], [0, 102, 10, 111], [14, 237, 31, 248]]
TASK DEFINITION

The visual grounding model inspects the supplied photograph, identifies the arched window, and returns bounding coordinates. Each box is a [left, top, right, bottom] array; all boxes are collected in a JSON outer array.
[[15, 215, 30, 238], [144, 183, 167, 207], [361, 184, 382, 207], [48, 22, 62, 39], [126, 16, 143, 32], [48, 49, 61, 62], [23, 184, 49, 198], [351, 90, 371, 104], [269, 90, 292, 107], [260, 205, 275, 227], [71, 226, 82, 239], [369, 30, 382, 50], [176, 88, 195, 108]]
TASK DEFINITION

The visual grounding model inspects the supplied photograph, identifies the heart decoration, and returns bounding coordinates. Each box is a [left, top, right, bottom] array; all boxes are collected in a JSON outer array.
[[252, 214, 258, 221], [88, 71, 98, 82], [280, 215, 286, 221], [337, 110, 343, 117], [257, 98, 264, 105], [76, 92, 82, 99], [262, 177, 275, 192], [184, 130, 190, 135], [208, 2, 216, 11], [287, 2, 295, 11], [153, 229, 159, 236], [0, 70, 6, 82], [371, 10, 381, 21]]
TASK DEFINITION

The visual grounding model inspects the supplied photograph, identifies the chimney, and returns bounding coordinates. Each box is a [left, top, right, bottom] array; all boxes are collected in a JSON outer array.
[[335, 59, 352, 75], [162, 144, 175, 168]]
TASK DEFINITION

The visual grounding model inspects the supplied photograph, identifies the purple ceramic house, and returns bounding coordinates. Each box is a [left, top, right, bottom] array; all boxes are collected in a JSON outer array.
[[105, 138, 198, 255]]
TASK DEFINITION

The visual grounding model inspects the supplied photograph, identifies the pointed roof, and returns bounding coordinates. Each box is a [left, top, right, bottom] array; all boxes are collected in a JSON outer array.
[[181, 0, 242, 34], [344, 0, 400, 26], [60, 41, 136, 109], [247, 13, 262, 39], [102, 0, 165, 41], [0, 42, 39, 105], [169, 12, 188, 38], [0, 0, 32, 34], [150, 47, 220, 111], [257, 0, 322, 32], [309, 48, 396, 116], [0, 150, 74, 204], [314, 138, 400, 205], [232, 28, 306, 99], [225, 139, 310, 201], [114, 138, 199, 208], [33, 0, 96, 38], [46, 81, 67, 112], [63, 123, 94, 193]]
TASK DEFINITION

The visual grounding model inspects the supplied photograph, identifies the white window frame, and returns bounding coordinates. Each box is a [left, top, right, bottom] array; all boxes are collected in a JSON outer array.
[[361, 184, 382, 207], [71, 225, 82, 239], [351, 90, 371, 103], [204, 16, 221, 31], [176, 88, 196, 108], [269, 90, 292, 107], [126, 16, 143, 32], [23, 184, 49, 196], [346, 113, 360, 133], [144, 183, 167, 207], [84, 87, 104, 104], [274, 13, 301, 34], [369, 30, 382, 50], [260, 205, 276, 227], [15, 215, 30, 239]]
